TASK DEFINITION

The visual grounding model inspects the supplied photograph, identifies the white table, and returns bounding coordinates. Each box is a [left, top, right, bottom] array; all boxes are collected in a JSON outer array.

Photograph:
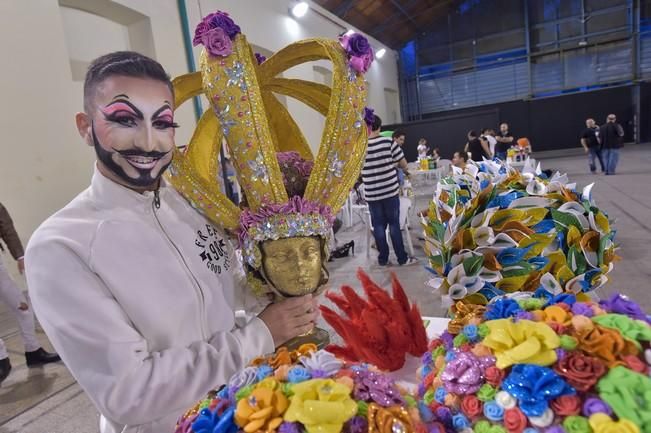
[[386, 316, 450, 391]]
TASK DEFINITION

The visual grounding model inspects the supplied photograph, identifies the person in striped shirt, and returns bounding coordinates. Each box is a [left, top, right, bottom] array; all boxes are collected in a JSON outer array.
[[362, 115, 418, 267]]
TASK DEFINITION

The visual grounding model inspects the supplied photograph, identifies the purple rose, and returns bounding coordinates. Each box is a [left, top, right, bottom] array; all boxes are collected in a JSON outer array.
[[255, 52, 267, 65], [349, 52, 374, 73], [343, 417, 367, 433], [440, 351, 495, 395], [572, 302, 594, 317], [208, 11, 241, 39], [515, 311, 535, 321], [582, 397, 613, 417], [545, 427, 566, 433], [347, 34, 372, 57], [363, 107, 375, 126], [193, 20, 212, 46], [600, 293, 647, 321], [434, 406, 452, 425], [202, 27, 233, 57], [353, 370, 404, 407], [279, 422, 302, 433]]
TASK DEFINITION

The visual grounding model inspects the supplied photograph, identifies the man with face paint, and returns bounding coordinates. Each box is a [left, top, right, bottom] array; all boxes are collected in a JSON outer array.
[[24, 52, 317, 433]]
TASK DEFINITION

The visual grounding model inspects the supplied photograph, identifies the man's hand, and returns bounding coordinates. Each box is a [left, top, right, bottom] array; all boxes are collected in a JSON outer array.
[[17, 258, 24, 274], [258, 295, 319, 347]]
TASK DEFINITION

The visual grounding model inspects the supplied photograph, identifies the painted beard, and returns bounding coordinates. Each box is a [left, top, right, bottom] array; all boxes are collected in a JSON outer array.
[[92, 124, 172, 188]]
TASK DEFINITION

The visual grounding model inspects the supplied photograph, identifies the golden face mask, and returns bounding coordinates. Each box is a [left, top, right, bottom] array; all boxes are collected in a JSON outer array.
[[168, 26, 369, 281], [261, 236, 324, 297]]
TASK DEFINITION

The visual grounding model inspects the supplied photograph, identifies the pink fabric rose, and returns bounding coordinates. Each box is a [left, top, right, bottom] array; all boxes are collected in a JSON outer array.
[[349, 52, 374, 73], [202, 27, 233, 57]]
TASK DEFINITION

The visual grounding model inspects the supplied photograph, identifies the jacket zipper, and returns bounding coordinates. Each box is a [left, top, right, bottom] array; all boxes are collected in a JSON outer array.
[[151, 191, 208, 339]]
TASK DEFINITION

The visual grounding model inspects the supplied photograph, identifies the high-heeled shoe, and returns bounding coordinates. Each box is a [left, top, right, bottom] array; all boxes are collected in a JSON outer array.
[[330, 240, 355, 259]]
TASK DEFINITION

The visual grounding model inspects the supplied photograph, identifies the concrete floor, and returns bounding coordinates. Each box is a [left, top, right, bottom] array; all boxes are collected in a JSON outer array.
[[2, 145, 651, 432]]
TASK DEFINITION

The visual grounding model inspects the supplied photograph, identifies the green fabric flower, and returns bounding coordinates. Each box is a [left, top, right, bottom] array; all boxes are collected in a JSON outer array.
[[597, 366, 651, 432], [563, 415, 592, 433], [592, 314, 651, 350], [477, 383, 497, 401]]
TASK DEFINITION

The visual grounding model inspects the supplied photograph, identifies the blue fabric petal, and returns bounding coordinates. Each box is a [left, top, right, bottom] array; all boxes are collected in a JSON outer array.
[[479, 283, 505, 302], [497, 245, 533, 266], [528, 256, 549, 270], [546, 293, 577, 306], [532, 219, 556, 234], [502, 364, 575, 417], [534, 287, 553, 302], [484, 298, 522, 320]]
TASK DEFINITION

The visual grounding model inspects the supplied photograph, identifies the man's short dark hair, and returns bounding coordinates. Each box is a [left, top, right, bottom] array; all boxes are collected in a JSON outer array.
[[371, 114, 382, 132], [83, 51, 173, 113], [455, 151, 469, 162], [392, 130, 406, 140], [468, 130, 477, 138]]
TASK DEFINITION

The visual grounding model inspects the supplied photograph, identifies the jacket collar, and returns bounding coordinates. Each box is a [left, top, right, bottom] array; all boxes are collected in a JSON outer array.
[[89, 164, 169, 211]]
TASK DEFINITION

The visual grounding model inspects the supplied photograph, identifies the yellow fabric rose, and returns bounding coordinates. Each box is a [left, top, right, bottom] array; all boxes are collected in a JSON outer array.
[[284, 379, 358, 433], [235, 387, 289, 433], [482, 319, 560, 369], [588, 413, 640, 433]]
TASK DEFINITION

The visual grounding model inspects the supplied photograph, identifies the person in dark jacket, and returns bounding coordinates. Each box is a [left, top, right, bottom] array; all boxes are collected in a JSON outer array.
[[598, 114, 624, 175], [0, 202, 60, 385]]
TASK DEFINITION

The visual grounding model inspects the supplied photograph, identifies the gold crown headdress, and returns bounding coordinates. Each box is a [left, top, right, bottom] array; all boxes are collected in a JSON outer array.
[[168, 11, 370, 270]]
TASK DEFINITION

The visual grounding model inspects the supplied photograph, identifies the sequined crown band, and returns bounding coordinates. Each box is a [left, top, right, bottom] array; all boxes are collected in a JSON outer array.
[[168, 12, 370, 270]]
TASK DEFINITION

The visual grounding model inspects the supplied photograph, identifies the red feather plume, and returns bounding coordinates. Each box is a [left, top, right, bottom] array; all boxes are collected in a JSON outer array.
[[319, 268, 428, 371]]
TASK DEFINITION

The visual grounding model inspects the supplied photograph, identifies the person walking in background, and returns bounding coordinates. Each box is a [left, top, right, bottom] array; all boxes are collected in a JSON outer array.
[[495, 122, 514, 160], [417, 138, 430, 160], [0, 202, 60, 385], [481, 128, 497, 157], [362, 115, 418, 267], [580, 118, 604, 174], [599, 114, 624, 175], [465, 130, 491, 161]]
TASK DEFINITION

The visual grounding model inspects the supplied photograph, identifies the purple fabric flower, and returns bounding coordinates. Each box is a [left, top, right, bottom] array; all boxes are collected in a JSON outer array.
[[363, 107, 375, 127], [279, 421, 303, 433], [599, 293, 648, 321], [207, 11, 241, 39], [545, 427, 566, 433], [555, 348, 567, 360], [440, 331, 454, 350], [421, 350, 433, 366], [202, 27, 233, 57], [440, 351, 495, 395], [515, 311, 535, 321], [347, 34, 372, 56], [435, 406, 453, 426], [582, 396, 613, 417], [349, 52, 373, 73], [343, 416, 367, 433], [193, 20, 212, 46], [353, 370, 404, 407], [277, 151, 314, 179], [571, 302, 594, 317], [193, 11, 240, 47], [255, 52, 267, 64]]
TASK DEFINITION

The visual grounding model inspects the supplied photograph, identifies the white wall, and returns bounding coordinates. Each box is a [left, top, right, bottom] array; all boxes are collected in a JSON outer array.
[[0, 0, 400, 284]]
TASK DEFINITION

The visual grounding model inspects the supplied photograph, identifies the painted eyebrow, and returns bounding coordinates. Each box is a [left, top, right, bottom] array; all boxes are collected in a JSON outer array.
[[104, 98, 144, 119], [151, 102, 173, 120]]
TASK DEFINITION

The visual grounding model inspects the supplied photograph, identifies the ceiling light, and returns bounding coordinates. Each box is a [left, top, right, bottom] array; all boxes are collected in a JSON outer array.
[[376, 48, 386, 59], [290, 1, 309, 18]]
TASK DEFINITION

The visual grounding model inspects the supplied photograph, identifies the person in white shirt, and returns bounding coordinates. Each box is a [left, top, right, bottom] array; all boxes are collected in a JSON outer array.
[[481, 128, 497, 158], [417, 138, 430, 160], [25, 51, 316, 433]]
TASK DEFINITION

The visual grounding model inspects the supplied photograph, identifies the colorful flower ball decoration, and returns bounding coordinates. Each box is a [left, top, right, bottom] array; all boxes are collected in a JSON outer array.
[[423, 159, 617, 308], [175, 344, 420, 433], [416, 292, 651, 433]]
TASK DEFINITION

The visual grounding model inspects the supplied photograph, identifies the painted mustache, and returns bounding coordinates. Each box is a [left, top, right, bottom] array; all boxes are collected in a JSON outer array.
[[113, 149, 171, 159]]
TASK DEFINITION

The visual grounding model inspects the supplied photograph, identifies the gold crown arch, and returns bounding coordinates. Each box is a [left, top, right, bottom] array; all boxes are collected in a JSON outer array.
[[168, 34, 369, 229]]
